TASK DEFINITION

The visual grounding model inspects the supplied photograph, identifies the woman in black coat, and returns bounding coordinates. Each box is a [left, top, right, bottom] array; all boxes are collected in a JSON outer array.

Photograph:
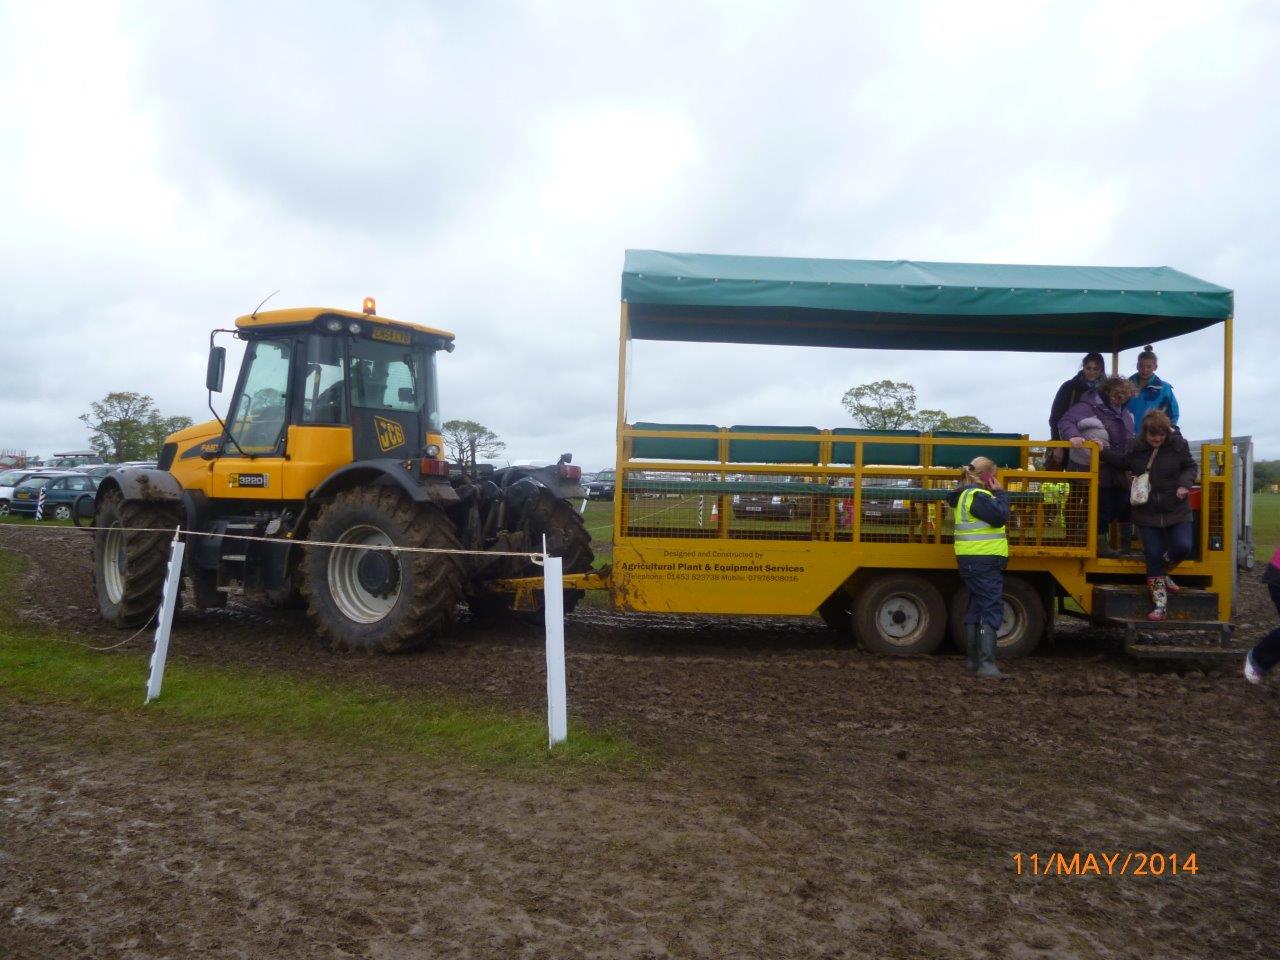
[[1047, 352, 1106, 467], [1113, 410, 1197, 620]]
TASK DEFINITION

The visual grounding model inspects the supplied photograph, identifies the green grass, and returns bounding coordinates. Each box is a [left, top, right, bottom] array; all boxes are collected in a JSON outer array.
[[1255, 492, 1280, 565], [0, 551, 640, 776]]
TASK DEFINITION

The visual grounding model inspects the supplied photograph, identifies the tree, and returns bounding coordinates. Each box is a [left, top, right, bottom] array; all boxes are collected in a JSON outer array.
[[441, 419, 506, 468], [842, 382, 990, 433], [929, 414, 991, 433], [1254, 459, 1280, 494], [80, 392, 193, 462], [144, 415, 195, 453], [841, 380, 917, 429]]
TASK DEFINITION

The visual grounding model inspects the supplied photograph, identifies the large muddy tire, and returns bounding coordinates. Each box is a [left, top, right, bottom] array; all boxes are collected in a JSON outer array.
[[853, 573, 947, 656], [472, 490, 594, 620], [93, 490, 182, 628], [948, 574, 1044, 658], [303, 487, 465, 653]]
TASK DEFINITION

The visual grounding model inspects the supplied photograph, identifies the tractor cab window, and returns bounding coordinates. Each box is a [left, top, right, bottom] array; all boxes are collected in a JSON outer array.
[[301, 335, 346, 424], [349, 339, 421, 414], [228, 339, 292, 454]]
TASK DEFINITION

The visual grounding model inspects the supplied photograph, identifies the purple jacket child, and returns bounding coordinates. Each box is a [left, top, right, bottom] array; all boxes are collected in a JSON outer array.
[[1058, 388, 1135, 488]]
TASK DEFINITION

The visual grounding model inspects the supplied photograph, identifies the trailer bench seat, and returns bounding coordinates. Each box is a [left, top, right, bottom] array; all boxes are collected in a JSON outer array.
[[630, 422, 721, 461], [728, 425, 822, 463], [831, 428, 922, 466], [931, 431, 1025, 468]]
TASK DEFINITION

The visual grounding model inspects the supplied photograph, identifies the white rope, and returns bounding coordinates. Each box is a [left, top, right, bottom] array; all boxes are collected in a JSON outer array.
[[77, 609, 160, 652], [0, 522, 543, 559]]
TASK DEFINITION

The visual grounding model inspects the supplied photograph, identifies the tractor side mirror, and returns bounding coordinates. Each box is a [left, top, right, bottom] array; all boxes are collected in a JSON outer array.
[[206, 346, 226, 393]]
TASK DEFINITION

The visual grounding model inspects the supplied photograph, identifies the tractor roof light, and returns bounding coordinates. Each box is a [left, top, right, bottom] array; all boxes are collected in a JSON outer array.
[[347, 321, 361, 335], [325, 318, 343, 332], [362, 296, 376, 315]]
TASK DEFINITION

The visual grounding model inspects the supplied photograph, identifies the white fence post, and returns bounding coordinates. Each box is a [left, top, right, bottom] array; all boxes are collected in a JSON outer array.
[[145, 528, 186, 704], [542, 543, 567, 747]]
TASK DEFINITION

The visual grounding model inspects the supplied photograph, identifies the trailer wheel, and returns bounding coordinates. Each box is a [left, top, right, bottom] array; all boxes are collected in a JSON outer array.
[[93, 490, 182, 628], [303, 487, 464, 653], [853, 574, 946, 655], [948, 574, 1044, 658]]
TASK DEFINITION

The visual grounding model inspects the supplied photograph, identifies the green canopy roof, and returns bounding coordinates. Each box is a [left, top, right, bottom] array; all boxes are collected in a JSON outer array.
[[621, 250, 1233, 353]]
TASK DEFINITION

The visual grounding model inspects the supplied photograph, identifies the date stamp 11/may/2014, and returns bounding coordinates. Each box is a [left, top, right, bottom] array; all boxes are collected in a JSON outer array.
[[1012, 852, 1199, 877]]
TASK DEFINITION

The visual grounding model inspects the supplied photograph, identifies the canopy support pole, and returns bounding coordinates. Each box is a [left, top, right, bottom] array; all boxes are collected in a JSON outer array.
[[1111, 333, 1120, 377], [1223, 315, 1233, 443]]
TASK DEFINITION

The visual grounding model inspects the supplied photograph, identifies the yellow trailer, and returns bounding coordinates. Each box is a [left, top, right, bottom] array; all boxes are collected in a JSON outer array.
[[592, 251, 1240, 659]]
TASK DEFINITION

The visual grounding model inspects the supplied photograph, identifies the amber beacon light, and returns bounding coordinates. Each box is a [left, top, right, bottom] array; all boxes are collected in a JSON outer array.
[[362, 296, 377, 315]]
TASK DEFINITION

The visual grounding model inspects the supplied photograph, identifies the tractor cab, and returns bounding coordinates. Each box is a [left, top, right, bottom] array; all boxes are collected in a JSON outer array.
[[175, 303, 457, 504]]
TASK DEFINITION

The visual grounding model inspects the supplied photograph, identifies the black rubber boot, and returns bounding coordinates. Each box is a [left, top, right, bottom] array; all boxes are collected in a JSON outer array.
[[964, 623, 980, 672], [976, 625, 1003, 678], [964, 623, 979, 673]]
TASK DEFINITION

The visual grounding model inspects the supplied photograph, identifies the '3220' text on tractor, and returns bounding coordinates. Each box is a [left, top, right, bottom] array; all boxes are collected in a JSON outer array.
[[91, 300, 592, 652]]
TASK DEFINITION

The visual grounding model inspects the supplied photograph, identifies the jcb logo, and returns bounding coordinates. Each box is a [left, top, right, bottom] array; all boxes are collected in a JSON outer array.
[[374, 416, 405, 453]]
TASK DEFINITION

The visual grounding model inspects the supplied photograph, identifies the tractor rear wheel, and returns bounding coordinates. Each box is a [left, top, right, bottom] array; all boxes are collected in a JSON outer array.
[[303, 487, 464, 653], [470, 490, 594, 620], [468, 491, 591, 619], [93, 490, 182, 628]]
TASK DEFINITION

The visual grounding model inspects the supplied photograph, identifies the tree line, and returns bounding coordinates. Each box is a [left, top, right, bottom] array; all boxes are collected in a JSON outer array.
[[841, 380, 990, 433]]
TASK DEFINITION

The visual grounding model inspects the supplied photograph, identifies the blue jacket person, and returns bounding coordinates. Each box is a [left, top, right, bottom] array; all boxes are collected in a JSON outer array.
[[946, 456, 1010, 678]]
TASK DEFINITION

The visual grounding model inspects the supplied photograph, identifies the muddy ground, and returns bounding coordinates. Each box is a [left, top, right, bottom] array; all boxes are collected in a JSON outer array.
[[2, 525, 1279, 959]]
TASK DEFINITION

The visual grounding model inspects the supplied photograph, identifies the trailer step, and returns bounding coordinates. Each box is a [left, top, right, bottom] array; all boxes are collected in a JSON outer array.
[[1110, 616, 1242, 659], [1093, 584, 1220, 623]]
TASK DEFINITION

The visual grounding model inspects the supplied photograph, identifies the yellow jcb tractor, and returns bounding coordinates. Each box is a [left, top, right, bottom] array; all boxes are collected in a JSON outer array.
[[91, 301, 592, 652]]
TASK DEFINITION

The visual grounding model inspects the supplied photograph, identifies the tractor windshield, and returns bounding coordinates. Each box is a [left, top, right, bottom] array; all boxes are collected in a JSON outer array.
[[228, 338, 292, 454]]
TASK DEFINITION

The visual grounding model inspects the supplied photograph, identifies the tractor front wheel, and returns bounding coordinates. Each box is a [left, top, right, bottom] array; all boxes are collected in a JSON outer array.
[[93, 490, 182, 628], [303, 487, 464, 653]]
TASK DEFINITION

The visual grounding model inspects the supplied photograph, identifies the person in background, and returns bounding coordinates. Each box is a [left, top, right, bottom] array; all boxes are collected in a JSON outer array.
[[1119, 410, 1197, 621], [947, 456, 1009, 679], [1244, 542, 1280, 684], [1058, 377, 1137, 556], [1127, 344, 1179, 428], [1047, 352, 1106, 468]]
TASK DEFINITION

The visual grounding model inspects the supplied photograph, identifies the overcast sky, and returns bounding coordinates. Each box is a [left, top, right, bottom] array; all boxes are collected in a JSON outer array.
[[1, 1, 1276, 470]]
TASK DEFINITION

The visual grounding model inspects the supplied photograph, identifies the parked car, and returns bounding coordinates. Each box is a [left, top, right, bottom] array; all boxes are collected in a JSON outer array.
[[586, 469, 615, 500], [8, 473, 99, 520], [842, 477, 919, 525], [731, 478, 818, 521], [74, 464, 118, 479], [0, 468, 47, 515]]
